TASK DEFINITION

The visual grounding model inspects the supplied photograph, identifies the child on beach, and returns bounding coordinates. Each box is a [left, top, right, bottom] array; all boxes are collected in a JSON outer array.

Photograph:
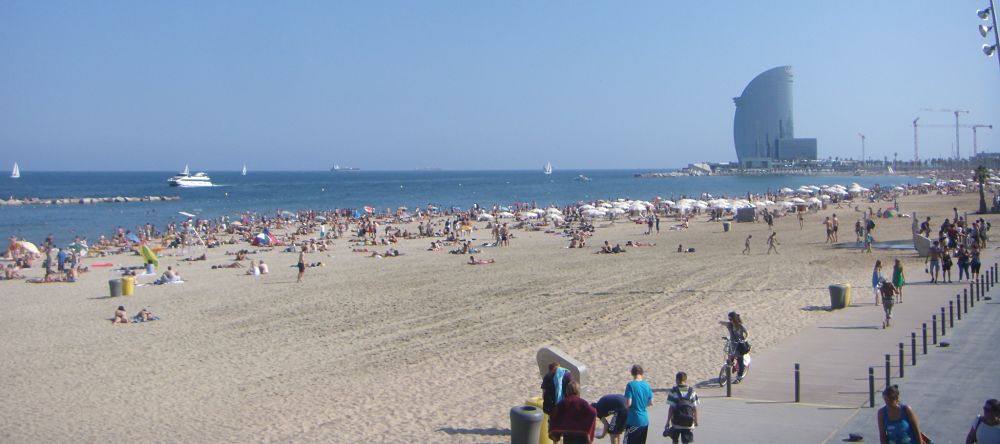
[[742, 235, 752, 255], [880, 279, 896, 328]]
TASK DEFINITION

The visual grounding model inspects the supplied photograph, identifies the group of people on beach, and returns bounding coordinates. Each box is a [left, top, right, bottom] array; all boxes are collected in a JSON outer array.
[[539, 312, 749, 444]]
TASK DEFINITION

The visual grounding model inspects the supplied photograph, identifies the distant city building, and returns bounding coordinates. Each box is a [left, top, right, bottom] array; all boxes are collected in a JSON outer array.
[[733, 66, 817, 168]]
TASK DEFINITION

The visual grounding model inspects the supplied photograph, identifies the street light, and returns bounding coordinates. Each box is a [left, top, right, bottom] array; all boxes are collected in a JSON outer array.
[[980, 1, 1000, 72]]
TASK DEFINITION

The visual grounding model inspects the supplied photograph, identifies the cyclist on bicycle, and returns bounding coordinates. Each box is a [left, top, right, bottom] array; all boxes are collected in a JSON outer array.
[[719, 311, 749, 382]]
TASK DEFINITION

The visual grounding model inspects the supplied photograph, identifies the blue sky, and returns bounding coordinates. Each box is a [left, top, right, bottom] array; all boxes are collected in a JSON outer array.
[[1, 1, 998, 171]]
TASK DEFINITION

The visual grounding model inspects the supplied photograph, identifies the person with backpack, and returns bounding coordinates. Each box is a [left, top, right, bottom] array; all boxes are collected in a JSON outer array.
[[966, 398, 1000, 444], [662, 371, 699, 444]]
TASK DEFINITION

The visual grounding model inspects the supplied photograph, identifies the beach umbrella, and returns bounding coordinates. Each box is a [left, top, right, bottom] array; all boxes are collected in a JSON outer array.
[[477, 214, 495, 221], [694, 201, 709, 209], [67, 242, 87, 253], [498, 211, 515, 218], [126, 233, 141, 243], [178, 211, 196, 218], [608, 207, 627, 215], [255, 233, 271, 246], [545, 208, 563, 215], [531, 208, 547, 214], [660, 200, 675, 206], [139, 244, 159, 267], [15, 240, 40, 256], [582, 209, 605, 218], [548, 214, 565, 222], [780, 187, 795, 195], [229, 220, 243, 226], [790, 197, 806, 203], [518, 212, 539, 219], [314, 216, 326, 222], [363, 206, 375, 214], [579, 204, 596, 210]]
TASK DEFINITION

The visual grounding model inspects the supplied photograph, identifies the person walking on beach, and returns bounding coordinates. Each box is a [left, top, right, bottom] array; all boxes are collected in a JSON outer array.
[[720, 312, 749, 382], [655, 215, 660, 234], [766, 232, 779, 254], [548, 381, 597, 444], [742, 235, 752, 255], [831, 213, 840, 242], [965, 398, 1000, 444], [926, 240, 943, 284], [798, 211, 804, 230], [880, 279, 896, 328], [296, 250, 306, 283], [942, 247, 954, 283], [892, 259, 906, 304], [662, 371, 698, 444], [646, 216, 654, 235], [823, 217, 834, 243], [872, 260, 884, 306], [623, 364, 653, 444], [876, 385, 925, 444], [592, 394, 628, 444]]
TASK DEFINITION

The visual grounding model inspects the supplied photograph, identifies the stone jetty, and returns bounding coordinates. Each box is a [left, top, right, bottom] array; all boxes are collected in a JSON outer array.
[[0, 195, 180, 206]]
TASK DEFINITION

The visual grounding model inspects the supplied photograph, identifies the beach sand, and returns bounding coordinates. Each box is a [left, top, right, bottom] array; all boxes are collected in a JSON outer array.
[[0, 191, 993, 442]]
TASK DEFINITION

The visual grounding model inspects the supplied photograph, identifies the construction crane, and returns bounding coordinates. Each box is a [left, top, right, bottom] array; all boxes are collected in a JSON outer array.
[[972, 124, 993, 156], [920, 108, 970, 158]]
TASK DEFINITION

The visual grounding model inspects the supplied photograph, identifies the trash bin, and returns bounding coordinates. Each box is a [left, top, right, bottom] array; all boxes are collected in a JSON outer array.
[[524, 397, 552, 444], [146, 263, 155, 274], [122, 276, 135, 296], [829, 283, 852, 309], [109, 279, 122, 297], [723, 221, 731, 232], [510, 404, 544, 444]]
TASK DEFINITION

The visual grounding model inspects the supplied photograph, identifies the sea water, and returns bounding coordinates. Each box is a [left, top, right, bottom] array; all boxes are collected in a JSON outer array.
[[0, 170, 913, 243]]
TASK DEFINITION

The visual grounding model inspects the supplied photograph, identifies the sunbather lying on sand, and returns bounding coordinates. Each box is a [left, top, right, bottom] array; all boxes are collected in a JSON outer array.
[[132, 308, 159, 322], [468, 255, 495, 265], [626, 240, 655, 247], [212, 262, 243, 269]]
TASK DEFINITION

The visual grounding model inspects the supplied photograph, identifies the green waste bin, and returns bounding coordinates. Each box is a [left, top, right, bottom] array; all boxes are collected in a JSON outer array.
[[829, 284, 852, 309]]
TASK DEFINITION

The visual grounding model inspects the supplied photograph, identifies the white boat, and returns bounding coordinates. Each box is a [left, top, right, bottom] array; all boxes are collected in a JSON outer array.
[[241, 164, 247, 176], [11, 162, 19, 178], [168, 166, 213, 187], [574, 174, 591, 182], [544, 162, 552, 175]]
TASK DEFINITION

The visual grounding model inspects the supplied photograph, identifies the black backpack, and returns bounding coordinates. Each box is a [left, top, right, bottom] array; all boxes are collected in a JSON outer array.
[[671, 387, 696, 427]]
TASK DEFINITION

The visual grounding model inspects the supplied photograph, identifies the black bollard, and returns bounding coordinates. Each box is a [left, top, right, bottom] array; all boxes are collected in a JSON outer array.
[[898, 343, 905, 378], [964, 289, 969, 314], [922, 323, 928, 354], [941, 307, 948, 336], [794, 363, 800, 403], [911, 332, 917, 366], [949, 301, 955, 327], [869, 367, 875, 408], [885, 354, 891, 386], [957, 295, 962, 320], [932, 315, 938, 344], [725, 364, 731, 398]]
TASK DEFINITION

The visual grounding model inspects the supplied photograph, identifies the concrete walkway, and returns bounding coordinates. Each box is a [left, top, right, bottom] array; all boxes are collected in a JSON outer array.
[[589, 261, 1000, 444]]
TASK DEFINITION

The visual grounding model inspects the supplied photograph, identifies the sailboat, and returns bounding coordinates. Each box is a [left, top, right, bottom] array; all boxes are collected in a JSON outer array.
[[182, 164, 190, 176], [543, 162, 553, 175], [11, 162, 20, 178], [241, 164, 247, 176]]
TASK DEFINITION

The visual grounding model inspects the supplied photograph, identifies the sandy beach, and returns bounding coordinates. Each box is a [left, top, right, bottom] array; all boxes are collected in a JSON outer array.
[[0, 191, 994, 443]]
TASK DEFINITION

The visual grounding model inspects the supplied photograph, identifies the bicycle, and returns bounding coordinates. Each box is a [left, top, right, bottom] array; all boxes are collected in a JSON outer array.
[[718, 337, 751, 387]]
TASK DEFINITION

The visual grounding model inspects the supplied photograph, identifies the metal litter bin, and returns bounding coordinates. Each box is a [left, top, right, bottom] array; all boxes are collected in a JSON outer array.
[[510, 404, 543, 444], [723, 221, 731, 232], [829, 283, 852, 309], [109, 279, 123, 297]]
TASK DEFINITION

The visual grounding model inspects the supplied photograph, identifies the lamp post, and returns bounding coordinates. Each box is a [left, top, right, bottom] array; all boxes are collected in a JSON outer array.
[[980, 1, 1000, 73]]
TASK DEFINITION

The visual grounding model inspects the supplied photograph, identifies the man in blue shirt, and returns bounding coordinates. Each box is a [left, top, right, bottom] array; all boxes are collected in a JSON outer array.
[[623, 364, 653, 444]]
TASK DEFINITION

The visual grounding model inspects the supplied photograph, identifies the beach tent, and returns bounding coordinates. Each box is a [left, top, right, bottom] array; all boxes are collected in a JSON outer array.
[[253, 232, 277, 246], [139, 244, 159, 267]]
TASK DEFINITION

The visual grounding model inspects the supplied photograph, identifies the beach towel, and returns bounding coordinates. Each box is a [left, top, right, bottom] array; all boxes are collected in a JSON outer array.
[[132, 315, 161, 322], [553, 367, 568, 406]]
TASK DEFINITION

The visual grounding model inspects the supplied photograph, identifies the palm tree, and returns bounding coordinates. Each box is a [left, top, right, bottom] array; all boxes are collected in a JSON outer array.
[[975, 165, 989, 214]]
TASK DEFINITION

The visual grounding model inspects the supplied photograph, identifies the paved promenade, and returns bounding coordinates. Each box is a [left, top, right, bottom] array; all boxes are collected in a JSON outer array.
[[589, 259, 1000, 444]]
